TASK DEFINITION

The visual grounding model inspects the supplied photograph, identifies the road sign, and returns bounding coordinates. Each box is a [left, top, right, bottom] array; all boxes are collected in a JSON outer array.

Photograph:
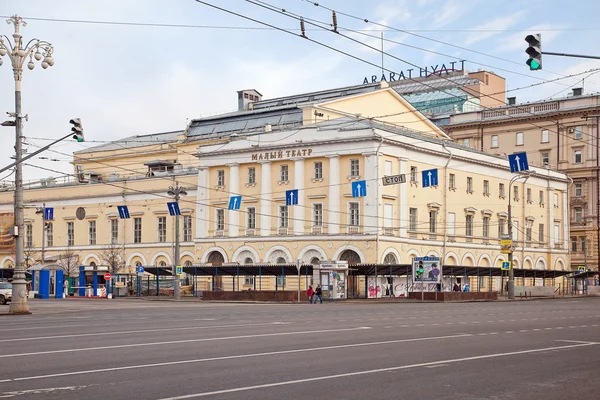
[[43, 207, 54, 221], [104, 273, 112, 281], [501, 261, 512, 271], [228, 196, 242, 210], [76, 207, 86, 220], [508, 152, 529, 173], [175, 265, 183, 276], [421, 169, 438, 188], [500, 239, 513, 254], [137, 265, 145, 274], [382, 174, 406, 186], [578, 266, 587, 273], [286, 189, 299, 206], [117, 205, 130, 219], [167, 202, 181, 216], [351, 180, 367, 198]]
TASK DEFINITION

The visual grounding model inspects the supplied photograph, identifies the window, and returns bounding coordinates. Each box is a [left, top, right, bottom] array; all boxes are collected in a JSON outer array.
[[67, 222, 75, 246], [483, 180, 489, 196], [539, 223, 545, 244], [465, 215, 473, 237], [183, 215, 192, 242], [491, 135, 498, 148], [574, 150, 582, 164], [575, 183, 583, 197], [46, 222, 53, 247], [25, 224, 33, 248], [466, 177, 473, 193], [554, 193, 559, 207], [409, 208, 418, 231], [542, 129, 549, 143], [526, 226, 532, 243], [314, 162, 323, 179], [276, 275, 286, 287], [134, 217, 142, 243], [541, 152, 549, 166], [248, 167, 256, 184], [244, 276, 254, 285], [384, 161, 392, 177], [349, 203, 359, 226], [110, 219, 118, 244], [217, 170, 225, 187], [216, 209, 225, 231], [483, 217, 490, 238], [513, 186, 519, 202], [447, 212, 455, 235], [575, 126, 583, 140], [554, 224, 560, 244], [350, 159, 360, 177], [410, 166, 417, 182], [157, 217, 167, 242], [498, 219, 506, 238], [527, 188, 532, 203], [574, 207, 583, 223], [539, 190, 544, 205], [247, 207, 256, 229], [384, 203, 393, 229], [499, 183, 505, 198], [88, 220, 96, 245], [449, 174, 456, 190], [429, 210, 437, 233], [313, 204, 323, 226], [571, 237, 578, 252], [512, 221, 519, 241], [279, 206, 289, 228], [280, 165, 289, 182], [516, 132, 523, 145], [462, 138, 470, 147]]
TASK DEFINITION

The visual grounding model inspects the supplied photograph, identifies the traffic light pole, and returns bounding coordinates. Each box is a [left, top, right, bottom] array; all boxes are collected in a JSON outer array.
[[542, 52, 600, 60]]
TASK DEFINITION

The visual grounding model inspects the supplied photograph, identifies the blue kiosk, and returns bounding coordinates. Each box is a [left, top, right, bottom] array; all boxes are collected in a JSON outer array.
[[78, 265, 110, 297], [28, 264, 65, 299]]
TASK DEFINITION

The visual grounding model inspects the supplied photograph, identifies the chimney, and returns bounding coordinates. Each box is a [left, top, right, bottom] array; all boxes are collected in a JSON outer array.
[[237, 89, 263, 111], [507, 97, 516, 105], [573, 87, 583, 96]]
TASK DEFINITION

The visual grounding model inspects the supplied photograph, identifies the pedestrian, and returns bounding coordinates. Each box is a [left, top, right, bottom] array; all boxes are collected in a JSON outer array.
[[314, 284, 323, 304], [306, 285, 314, 303], [453, 283, 460, 292], [463, 283, 470, 293]]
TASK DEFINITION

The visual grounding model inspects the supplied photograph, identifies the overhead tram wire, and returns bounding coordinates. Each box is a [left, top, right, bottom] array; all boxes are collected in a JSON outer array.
[[211, 1, 600, 157]]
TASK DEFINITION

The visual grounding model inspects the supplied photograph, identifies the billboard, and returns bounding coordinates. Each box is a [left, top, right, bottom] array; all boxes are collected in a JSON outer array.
[[412, 256, 441, 283], [0, 212, 15, 253]]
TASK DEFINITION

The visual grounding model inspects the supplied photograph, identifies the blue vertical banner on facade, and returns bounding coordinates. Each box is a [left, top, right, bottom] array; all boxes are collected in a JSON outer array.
[[351, 180, 367, 198], [286, 189, 299, 205]]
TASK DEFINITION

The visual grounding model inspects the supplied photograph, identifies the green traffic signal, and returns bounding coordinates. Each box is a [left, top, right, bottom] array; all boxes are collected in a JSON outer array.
[[526, 59, 541, 70], [72, 134, 83, 142], [525, 33, 542, 71]]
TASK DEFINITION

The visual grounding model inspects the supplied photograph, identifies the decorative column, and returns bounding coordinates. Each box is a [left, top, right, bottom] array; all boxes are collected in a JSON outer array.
[[196, 166, 209, 239], [260, 161, 272, 236], [228, 163, 239, 237], [562, 190, 568, 250], [328, 155, 340, 234], [293, 158, 305, 235], [398, 157, 408, 237], [362, 152, 378, 234], [547, 188, 555, 248]]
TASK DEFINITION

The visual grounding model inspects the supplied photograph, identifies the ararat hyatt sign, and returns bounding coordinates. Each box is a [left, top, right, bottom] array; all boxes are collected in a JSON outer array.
[[251, 148, 313, 161], [363, 60, 466, 84]]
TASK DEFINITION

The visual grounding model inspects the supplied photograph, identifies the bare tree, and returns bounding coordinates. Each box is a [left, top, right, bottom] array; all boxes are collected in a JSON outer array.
[[57, 247, 79, 278], [99, 243, 123, 275], [23, 243, 39, 269]]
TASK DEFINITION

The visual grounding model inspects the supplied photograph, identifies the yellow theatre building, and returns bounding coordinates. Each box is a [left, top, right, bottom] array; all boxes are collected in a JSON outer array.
[[0, 82, 570, 294]]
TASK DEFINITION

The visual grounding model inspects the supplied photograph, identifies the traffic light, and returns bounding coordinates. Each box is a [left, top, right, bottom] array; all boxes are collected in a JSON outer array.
[[69, 118, 84, 142], [525, 34, 542, 71]]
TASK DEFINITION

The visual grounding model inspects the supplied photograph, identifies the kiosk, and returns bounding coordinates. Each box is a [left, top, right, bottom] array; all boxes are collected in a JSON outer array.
[[314, 261, 348, 300], [78, 265, 110, 297], [28, 264, 65, 299]]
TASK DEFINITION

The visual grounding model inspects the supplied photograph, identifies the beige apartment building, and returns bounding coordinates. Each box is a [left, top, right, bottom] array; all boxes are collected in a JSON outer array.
[[0, 82, 570, 293], [444, 89, 600, 271]]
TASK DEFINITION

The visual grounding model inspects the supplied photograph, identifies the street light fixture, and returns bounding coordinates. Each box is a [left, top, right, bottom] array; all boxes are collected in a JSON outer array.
[[167, 183, 187, 300], [507, 172, 531, 300], [0, 15, 54, 314]]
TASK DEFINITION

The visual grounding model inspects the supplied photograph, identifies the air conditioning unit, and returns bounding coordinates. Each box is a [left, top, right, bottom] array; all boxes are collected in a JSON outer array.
[[214, 230, 224, 237], [347, 226, 360, 234], [277, 228, 289, 235], [311, 226, 323, 235]]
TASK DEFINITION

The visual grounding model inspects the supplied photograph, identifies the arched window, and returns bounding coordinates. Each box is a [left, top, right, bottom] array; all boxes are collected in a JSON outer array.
[[339, 250, 361, 265], [310, 257, 320, 266], [383, 253, 397, 265], [90, 261, 97, 267], [244, 258, 254, 265], [207, 251, 224, 266], [135, 261, 142, 267], [184, 260, 193, 267], [276, 257, 286, 265], [158, 261, 166, 267]]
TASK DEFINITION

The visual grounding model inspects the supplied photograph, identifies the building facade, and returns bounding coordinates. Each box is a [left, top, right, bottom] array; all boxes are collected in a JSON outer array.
[[444, 90, 600, 271], [0, 83, 569, 293]]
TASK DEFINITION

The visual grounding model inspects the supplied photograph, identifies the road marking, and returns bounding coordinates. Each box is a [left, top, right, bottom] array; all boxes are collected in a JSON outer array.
[[155, 342, 597, 399], [0, 334, 473, 384], [0, 327, 371, 359], [0, 322, 292, 343]]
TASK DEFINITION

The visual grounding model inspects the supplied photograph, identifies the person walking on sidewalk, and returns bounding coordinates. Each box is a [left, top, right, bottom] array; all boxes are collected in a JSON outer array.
[[314, 285, 323, 304], [306, 285, 314, 303]]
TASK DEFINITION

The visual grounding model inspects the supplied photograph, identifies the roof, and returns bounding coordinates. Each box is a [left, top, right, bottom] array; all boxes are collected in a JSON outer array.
[[75, 130, 182, 154], [391, 76, 481, 95]]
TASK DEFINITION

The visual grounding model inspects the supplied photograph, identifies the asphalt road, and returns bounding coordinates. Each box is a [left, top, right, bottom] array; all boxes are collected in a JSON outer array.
[[1, 298, 599, 399]]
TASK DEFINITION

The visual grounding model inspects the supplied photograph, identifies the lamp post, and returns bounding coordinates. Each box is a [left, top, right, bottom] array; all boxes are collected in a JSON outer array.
[[168, 183, 187, 300], [507, 172, 530, 300], [1, 15, 54, 313]]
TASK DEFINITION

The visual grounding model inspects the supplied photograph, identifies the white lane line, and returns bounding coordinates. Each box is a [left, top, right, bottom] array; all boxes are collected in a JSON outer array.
[[0, 327, 371, 359], [156, 342, 597, 400], [0, 333, 473, 384], [0, 322, 292, 343]]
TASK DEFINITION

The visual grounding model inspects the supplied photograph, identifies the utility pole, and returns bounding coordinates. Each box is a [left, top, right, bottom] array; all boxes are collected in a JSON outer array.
[[168, 183, 187, 300], [507, 173, 530, 300], [35, 203, 46, 266], [0, 15, 54, 314]]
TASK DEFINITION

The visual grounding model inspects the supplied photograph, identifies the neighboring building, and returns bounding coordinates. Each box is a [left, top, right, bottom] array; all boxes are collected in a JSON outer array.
[[0, 83, 569, 293], [444, 89, 600, 271]]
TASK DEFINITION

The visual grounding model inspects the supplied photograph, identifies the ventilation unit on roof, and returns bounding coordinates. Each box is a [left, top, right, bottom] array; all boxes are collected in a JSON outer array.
[[507, 97, 516, 105], [573, 88, 583, 96]]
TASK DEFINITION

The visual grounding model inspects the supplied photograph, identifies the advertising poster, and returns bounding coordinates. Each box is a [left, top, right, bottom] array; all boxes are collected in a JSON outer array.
[[0, 212, 15, 254], [412, 256, 441, 283]]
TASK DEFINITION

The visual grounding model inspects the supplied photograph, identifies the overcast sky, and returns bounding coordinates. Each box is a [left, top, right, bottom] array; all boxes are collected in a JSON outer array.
[[1, 0, 600, 181]]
